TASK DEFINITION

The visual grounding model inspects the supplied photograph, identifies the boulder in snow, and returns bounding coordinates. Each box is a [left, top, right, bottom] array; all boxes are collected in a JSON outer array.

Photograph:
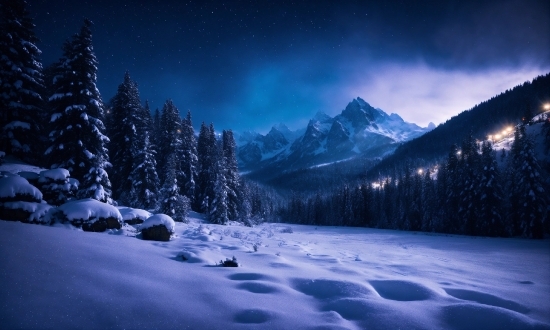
[[0, 176, 42, 203], [55, 198, 122, 232], [17, 171, 39, 186], [0, 201, 53, 224], [140, 214, 175, 241], [117, 206, 152, 225]]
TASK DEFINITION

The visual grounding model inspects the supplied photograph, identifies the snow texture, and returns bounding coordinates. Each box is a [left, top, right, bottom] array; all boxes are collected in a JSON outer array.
[[0, 176, 42, 200], [0, 216, 548, 329], [117, 206, 152, 222], [38, 168, 70, 182], [2, 201, 53, 223], [56, 198, 122, 222], [140, 213, 175, 232]]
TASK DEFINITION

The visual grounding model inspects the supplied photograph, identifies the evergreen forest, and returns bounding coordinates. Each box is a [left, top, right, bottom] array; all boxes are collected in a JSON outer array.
[[1, 0, 548, 239]]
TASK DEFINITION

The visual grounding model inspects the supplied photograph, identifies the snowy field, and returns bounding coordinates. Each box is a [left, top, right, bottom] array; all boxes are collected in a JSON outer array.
[[1, 214, 549, 329]]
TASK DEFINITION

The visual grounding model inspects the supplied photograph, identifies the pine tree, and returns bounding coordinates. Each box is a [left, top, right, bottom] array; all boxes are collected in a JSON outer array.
[[458, 133, 481, 235], [478, 141, 504, 236], [196, 122, 217, 212], [444, 144, 461, 233], [0, 0, 45, 163], [45, 19, 112, 202], [505, 125, 524, 235], [510, 125, 546, 238], [108, 71, 143, 201], [420, 169, 436, 232], [209, 156, 229, 224], [128, 132, 160, 210], [152, 107, 161, 152], [180, 111, 198, 205], [222, 129, 241, 221], [157, 99, 183, 184], [158, 153, 189, 222]]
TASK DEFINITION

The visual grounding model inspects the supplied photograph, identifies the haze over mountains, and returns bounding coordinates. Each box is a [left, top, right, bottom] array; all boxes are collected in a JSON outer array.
[[234, 73, 550, 196], [237, 97, 434, 174]]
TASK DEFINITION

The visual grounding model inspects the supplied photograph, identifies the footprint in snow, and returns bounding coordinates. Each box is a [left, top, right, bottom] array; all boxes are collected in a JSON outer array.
[[368, 280, 436, 301], [444, 288, 530, 314], [233, 309, 274, 324]]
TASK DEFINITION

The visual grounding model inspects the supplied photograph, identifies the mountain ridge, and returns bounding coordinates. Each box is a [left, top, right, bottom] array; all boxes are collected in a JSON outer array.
[[238, 97, 432, 177]]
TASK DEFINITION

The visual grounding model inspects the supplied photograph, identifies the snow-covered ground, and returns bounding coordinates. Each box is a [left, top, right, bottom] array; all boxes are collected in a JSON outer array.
[[1, 214, 549, 329]]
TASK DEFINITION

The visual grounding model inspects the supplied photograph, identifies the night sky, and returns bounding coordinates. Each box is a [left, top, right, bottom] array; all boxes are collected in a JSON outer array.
[[30, 0, 550, 133]]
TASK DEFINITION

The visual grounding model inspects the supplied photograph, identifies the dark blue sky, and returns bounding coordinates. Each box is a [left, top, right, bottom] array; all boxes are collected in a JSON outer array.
[[30, 0, 550, 133]]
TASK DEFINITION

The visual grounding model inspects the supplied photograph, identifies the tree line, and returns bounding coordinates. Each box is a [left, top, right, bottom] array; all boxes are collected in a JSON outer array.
[[0, 0, 279, 224], [280, 122, 549, 239]]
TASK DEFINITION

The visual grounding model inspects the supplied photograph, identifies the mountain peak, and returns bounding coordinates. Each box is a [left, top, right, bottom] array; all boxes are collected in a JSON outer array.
[[355, 97, 370, 108], [389, 113, 404, 122], [313, 111, 331, 122]]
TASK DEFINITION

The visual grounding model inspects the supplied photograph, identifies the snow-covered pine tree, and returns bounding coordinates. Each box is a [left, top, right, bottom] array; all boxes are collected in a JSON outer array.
[[108, 71, 143, 201], [477, 141, 504, 236], [141, 100, 153, 138], [0, 0, 45, 163], [457, 133, 481, 236], [180, 110, 198, 205], [45, 19, 112, 203], [196, 122, 217, 212], [504, 125, 523, 235], [409, 171, 423, 231], [421, 169, 436, 232], [209, 155, 229, 225], [509, 125, 546, 238], [222, 129, 241, 221], [157, 99, 183, 184], [443, 144, 461, 233], [128, 132, 160, 210], [152, 107, 161, 154], [158, 153, 189, 222]]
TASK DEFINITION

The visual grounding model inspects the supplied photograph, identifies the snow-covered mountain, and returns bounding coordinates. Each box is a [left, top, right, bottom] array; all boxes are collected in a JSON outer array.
[[238, 97, 433, 173]]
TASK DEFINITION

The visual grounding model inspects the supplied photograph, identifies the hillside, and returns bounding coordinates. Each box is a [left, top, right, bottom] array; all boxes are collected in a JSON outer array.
[[367, 73, 550, 178]]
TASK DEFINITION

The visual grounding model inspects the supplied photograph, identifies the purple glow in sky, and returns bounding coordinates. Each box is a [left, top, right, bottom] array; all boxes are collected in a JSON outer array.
[[346, 65, 547, 127]]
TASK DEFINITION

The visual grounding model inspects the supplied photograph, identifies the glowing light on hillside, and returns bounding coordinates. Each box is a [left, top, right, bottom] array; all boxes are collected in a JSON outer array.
[[544, 103, 550, 110], [506, 127, 512, 132], [495, 134, 502, 140]]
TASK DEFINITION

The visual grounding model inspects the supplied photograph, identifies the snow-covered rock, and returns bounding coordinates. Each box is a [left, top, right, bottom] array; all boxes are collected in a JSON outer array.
[[0, 176, 42, 203], [1, 201, 53, 224], [140, 214, 175, 241], [55, 198, 122, 232], [17, 171, 39, 185], [39, 168, 70, 182], [117, 206, 152, 225]]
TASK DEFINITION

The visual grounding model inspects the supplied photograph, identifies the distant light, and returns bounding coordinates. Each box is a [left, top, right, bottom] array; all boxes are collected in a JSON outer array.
[[495, 134, 502, 140], [506, 127, 512, 132], [488, 135, 493, 140], [544, 103, 550, 110], [457, 150, 461, 155], [501, 130, 507, 136], [418, 169, 423, 174]]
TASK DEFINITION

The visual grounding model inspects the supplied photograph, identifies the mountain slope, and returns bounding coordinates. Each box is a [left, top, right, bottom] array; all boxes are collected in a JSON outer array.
[[367, 72, 550, 178], [239, 97, 431, 178]]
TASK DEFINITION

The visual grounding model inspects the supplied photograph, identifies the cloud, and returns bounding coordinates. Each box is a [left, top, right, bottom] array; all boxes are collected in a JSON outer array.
[[345, 63, 549, 127]]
